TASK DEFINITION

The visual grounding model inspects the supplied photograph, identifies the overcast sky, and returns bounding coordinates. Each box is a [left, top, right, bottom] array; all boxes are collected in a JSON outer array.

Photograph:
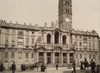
[[0, 0, 100, 35]]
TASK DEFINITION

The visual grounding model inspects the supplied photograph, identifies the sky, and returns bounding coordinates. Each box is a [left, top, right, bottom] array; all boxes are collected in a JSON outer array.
[[0, 0, 100, 35]]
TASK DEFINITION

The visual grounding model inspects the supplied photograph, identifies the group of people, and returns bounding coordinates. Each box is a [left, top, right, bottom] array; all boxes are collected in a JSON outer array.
[[80, 59, 96, 73], [80, 58, 89, 70], [21, 62, 40, 71], [21, 62, 46, 72], [0, 59, 97, 73], [0, 62, 16, 73]]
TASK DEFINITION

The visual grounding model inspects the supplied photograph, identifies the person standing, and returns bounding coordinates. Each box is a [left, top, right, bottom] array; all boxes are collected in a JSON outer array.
[[90, 59, 96, 73], [80, 61, 84, 70], [56, 64, 58, 70], [41, 63, 46, 72], [11, 62, 16, 73], [72, 61, 76, 73], [0, 62, 4, 72]]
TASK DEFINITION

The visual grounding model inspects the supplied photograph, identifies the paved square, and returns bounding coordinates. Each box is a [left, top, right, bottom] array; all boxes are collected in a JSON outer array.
[[2, 67, 91, 73]]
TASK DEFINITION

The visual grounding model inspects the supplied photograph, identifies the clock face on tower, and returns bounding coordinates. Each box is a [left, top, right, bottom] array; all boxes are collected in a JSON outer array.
[[65, 17, 70, 22]]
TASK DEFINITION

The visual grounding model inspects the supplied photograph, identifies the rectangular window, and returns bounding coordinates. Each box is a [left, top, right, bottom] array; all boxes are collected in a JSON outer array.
[[93, 42, 95, 48], [11, 52, 15, 59], [93, 55, 95, 59], [76, 54, 78, 59], [89, 55, 91, 59], [65, 1, 67, 4], [32, 38, 34, 44], [75, 35, 77, 38], [18, 51, 22, 59], [63, 53, 66, 63], [5, 52, 8, 59], [31, 53, 34, 58], [80, 54, 82, 59], [26, 53, 29, 59], [89, 43, 91, 48], [80, 42, 82, 46], [26, 38, 29, 43]]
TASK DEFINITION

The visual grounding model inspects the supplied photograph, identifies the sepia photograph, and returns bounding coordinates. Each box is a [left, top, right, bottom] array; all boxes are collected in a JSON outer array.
[[0, 0, 100, 73]]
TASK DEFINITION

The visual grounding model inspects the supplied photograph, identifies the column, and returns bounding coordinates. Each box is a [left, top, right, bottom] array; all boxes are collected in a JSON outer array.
[[59, 32, 61, 44], [52, 31, 54, 45], [61, 52, 63, 65], [36, 52, 39, 63], [44, 52, 47, 64], [52, 52, 55, 64]]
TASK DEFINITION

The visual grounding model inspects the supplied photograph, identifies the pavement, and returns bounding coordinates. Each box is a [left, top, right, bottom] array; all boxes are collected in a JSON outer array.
[[1, 67, 91, 73]]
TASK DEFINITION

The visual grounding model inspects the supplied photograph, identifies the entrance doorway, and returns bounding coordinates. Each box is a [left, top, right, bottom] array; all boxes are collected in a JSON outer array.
[[47, 52, 51, 64], [69, 53, 74, 63], [39, 52, 44, 63], [55, 52, 59, 64]]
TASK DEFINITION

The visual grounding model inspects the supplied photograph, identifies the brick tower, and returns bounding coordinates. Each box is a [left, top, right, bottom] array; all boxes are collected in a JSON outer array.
[[58, 0, 72, 30]]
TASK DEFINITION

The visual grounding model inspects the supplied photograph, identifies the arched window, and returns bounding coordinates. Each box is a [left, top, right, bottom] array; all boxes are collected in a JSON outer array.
[[55, 31, 59, 44], [62, 35, 66, 44], [47, 34, 51, 44]]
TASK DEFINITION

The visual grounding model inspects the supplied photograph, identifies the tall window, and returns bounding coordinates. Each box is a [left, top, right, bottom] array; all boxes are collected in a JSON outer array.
[[80, 42, 82, 46], [12, 36, 15, 47], [11, 52, 15, 59], [32, 38, 34, 44], [47, 34, 51, 44], [5, 52, 8, 59], [5, 34, 9, 44], [63, 53, 67, 63], [18, 51, 22, 59], [26, 38, 29, 44], [93, 42, 95, 49], [80, 54, 82, 59], [31, 53, 34, 58], [26, 53, 29, 59], [62, 35, 66, 44], [76, 54, 78, 59], [89, 55, 91, 59], [55, 31, 59, 44], [93, 55, 95, 59]]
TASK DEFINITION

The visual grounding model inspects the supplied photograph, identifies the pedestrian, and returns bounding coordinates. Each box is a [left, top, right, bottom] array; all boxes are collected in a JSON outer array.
[[90, 59, 96, 73], [11, 62, 16, 73], [56, 63, 58, 70], [41, 63, 46, 72], [80, 61, 84, 70], [36, 62, 39, 70], [0, 62, 5, 72], [21, 64, 23, 71], [84, 58, 89, 70], [72, 61, 76, 73], [23, 64, 26, 71]]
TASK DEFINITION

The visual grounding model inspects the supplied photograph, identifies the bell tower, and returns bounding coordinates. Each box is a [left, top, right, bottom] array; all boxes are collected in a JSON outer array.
[[58, 0, 72, 30]]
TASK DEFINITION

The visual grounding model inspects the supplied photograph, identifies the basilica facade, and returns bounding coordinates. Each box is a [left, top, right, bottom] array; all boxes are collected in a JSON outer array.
[[0, 0, 99, 68]]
